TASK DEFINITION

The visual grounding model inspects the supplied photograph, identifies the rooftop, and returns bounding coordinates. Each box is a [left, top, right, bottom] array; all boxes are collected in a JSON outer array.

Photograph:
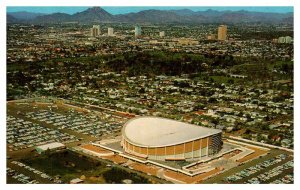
[[123, 116, 221, 147], [36, 142, 65, 151]]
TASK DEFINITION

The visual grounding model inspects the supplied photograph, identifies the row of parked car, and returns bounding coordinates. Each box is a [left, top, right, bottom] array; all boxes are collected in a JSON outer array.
[[26, 109, 124, 138], [247, 160, 294, 184], [7, 167, 39, 184], [225, 154, 289, 182], [7, 115, 78, 151], [10, 161, 62, 183], [271, 173, 294, 184]]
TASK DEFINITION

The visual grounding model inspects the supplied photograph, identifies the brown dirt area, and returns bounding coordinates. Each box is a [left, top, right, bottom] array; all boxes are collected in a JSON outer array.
[[164, 167, 222, 184], [129, 162, 160, 176], [105, 155, 128, 164], [81, 144, 113, 154]]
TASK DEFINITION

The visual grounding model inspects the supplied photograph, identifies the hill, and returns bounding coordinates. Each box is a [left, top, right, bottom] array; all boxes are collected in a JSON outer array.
[[7, 7, 294, 25]]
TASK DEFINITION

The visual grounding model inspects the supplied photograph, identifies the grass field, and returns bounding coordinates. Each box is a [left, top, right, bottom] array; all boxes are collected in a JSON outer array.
[[7, 176, 22, 184], [21, 150, 108, 183], [20, 150, 151, 184]]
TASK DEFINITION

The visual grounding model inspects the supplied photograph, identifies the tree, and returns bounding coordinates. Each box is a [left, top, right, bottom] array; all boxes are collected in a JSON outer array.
[[227, 79, 234, 84]]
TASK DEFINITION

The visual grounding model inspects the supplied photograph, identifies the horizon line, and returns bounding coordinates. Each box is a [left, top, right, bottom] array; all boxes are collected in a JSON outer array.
[[6, 6, 294, 15]]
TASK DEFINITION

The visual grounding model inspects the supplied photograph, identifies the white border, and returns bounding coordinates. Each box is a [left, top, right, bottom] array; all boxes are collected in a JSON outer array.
[[0, 1, 298, 190], [2, 0, 296, 6]]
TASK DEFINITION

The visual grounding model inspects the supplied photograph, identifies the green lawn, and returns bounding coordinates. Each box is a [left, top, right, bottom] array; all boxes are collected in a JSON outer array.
[[21, 150, 107, 183], [21, 150, 151, 184]]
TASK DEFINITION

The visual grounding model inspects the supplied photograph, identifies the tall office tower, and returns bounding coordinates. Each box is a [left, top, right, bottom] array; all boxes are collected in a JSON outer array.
[[135, 26, 142, 37], [159, 31, 165, 37], [278, 37, 285, 43], [90, 25, 100, 37], [90, 28, 97, 37], [218, 25, 227, 41], [93, 25, 101, 34], [284, 36, 292, 44], [108, 27, 114, 36], [278, 36, 292, 44]]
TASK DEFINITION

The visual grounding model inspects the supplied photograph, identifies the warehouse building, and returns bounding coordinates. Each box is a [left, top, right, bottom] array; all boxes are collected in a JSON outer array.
[[35, 142, 66, 154]]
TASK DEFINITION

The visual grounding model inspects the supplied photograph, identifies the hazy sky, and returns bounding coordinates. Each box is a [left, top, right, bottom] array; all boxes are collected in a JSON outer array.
[[7, 6, 293, 15]]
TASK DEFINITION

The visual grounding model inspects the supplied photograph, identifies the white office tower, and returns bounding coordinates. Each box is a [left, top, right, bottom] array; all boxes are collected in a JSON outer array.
[[218, 25, 227, 41], [135, 26, 142, 37], [159, 31, 165, 37], [278, 36, 292, 44], [90, 25, 101, 37], [108, 27, 114, 36]]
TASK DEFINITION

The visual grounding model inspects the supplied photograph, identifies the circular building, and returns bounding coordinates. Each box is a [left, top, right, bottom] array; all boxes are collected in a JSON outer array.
[[121, 116, 222, 161]]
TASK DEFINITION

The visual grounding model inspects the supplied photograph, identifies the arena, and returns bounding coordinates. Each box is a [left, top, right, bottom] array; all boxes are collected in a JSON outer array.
[[121, 116, 222, 161]]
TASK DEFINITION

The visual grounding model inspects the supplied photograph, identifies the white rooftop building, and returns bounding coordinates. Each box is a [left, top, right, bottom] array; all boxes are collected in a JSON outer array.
[[35, 142, 65, 154], [121, 116, 222, 161]]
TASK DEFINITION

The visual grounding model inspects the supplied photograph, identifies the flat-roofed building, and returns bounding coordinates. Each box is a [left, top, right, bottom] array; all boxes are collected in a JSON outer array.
[[90, 25, 100, 37], [135, 26, 142, 37], [70, 178, 84, 184], [207, 34, 216, 40], [35, 142, 66, 154], [108, 27, 114, 36]]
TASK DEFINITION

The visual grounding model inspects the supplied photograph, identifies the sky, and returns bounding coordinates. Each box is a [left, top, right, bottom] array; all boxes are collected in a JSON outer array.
[[7, 6, 294, 15]]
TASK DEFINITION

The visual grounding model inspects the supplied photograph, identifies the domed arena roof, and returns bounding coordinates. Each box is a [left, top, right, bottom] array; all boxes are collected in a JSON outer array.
[[122, 116, 221, 147]]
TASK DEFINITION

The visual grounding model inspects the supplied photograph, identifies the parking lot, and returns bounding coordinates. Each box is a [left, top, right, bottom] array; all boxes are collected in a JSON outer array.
[[224, 153, 293, 184], [7, 167, 39, 184], [7, 115, 78, 152], [25, 109, 124, 138], [202, 149, 293, 184], [7, 161, 63, 184], [271, 173, 293, 184], [7, 101, 129, 156], [247, 160, 293, 184]]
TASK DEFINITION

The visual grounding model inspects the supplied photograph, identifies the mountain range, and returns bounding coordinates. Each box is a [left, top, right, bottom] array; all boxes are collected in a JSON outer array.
[[7, 7, 293, 24]]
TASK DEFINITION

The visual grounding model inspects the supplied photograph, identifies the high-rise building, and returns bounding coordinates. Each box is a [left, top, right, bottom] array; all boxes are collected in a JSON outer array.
[[108, 27, 114, 36], [159, 31, 165, 38], [135, 26, 142, 37], [286, 36, 293, 43], [218, 25, 227, 41], [90, 28, 98, 37], [93, 25, 100, 33], [90, 25, 100, 37], [278, 36, 292, 44]]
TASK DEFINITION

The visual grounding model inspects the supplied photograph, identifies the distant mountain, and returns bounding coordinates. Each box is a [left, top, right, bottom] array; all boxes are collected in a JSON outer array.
[[6, 7, 294, 25], [7, 15, 19, 23], [29, 7, 113, 24], [169, 9, 197, 16], [7, 11, 46, 20], [195, 9, 227, 17], [72, 7, 113, 22], [33, 13, 73, 23], [281, 16, 293, 24], [215, 11, 293, 24], [115, 9, 200, 23]]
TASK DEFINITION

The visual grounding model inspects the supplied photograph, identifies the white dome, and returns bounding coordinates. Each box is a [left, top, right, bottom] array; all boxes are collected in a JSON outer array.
[[122, 116, 221, 147]]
